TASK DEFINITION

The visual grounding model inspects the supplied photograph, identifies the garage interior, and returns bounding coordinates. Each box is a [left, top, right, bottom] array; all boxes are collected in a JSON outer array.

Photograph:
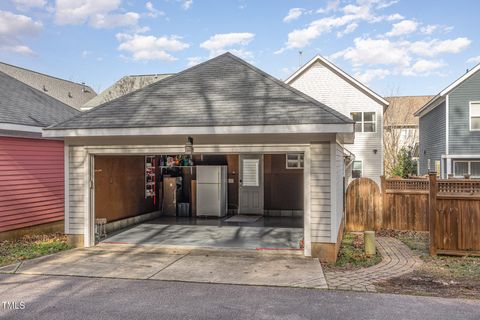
[[93, 152, 304, 250]]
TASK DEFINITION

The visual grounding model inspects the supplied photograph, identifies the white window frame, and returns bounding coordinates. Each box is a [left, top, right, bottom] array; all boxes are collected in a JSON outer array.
[[453, 160, 480, 178], [286, 153, 304, 169], [352, 160, 363, 178], [469, 101, 480, 131], [350, 112, 376, 133]]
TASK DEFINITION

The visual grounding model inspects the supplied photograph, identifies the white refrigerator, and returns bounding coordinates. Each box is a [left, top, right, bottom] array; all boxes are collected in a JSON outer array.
[[196, 166, 227, 217]]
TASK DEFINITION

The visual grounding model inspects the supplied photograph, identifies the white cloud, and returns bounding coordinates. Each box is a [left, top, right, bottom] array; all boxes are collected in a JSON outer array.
[[386, 20, 418, 37], [116, 33, 189, 61], [81, 50, 92, 58], [332, 37, 411, 68], [317, 0, 340, 13], [402, 59, 445, 76], [181, 0, 193, 10], [187, 56, 204, 67], [283, 8, 303, 23], [421, 24, 437, 35], [408, 37, 471, 57], [337, 23, 358, 38], [332, 36, 471, 81], [354, 68, 391, 84], [12, 0, 46, 10], [467, 56, 480, 65], [277, 0, 385, 52], [90, 12, 139, 28], [386, 13, 403, 21], [200, 32, 254, 58], [0, 10, 42, 55], [54, 0, 140, 29], [146, 1, 165, 18]]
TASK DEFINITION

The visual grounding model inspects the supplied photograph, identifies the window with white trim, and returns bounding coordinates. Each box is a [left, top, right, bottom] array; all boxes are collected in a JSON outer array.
[[352, 161, 362, 178], [350, 112, 376, 132], [453, 160, 480, 178], [470, 102, 480, 131], [286, 154, 304, 169]]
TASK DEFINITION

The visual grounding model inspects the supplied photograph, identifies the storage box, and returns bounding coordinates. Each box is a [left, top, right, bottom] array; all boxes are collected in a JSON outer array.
[[177, 203, 190, 217]]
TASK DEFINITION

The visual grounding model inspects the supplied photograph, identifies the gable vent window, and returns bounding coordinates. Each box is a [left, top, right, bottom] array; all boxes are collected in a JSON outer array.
[[286, 154, 304, 169], [470, 102, 480, 131], [350, 112, 376, 132]]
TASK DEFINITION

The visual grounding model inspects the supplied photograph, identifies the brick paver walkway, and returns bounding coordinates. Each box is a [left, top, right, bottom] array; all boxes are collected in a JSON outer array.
[[325, 237, 422, 292]]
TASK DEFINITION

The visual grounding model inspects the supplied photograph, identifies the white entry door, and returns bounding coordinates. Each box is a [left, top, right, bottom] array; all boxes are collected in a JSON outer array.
[[239, 154, 264, 215]]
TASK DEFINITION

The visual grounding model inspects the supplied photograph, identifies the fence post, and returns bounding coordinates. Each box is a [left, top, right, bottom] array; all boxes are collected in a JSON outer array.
[[378, 176, 386, 230], [428, 172, 437, 256]]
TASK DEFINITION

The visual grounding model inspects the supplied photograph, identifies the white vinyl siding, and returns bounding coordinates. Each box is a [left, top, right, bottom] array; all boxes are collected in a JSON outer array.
[[310, 143, 332, 243], [68, 145, 88, 234], [289, 61, 384, 186]]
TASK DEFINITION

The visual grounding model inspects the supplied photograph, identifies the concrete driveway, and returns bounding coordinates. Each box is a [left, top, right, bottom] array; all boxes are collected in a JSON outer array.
[[0, 244, 327, 289]]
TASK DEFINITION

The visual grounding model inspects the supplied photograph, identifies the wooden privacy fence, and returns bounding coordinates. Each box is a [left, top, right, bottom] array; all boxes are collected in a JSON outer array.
[[346, 177, 429, 232], [430, 174, 480, 256], [345, 174, 480, 256]]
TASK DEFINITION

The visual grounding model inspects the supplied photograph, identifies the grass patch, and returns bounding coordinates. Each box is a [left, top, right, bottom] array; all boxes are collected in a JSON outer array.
[[0, 233, 71, 267], [325, 233, 382, 270]]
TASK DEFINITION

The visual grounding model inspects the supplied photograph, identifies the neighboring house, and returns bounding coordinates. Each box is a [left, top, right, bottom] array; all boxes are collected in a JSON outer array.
[[82, 74, 172, 110], [43, 52, 355, 262], [0, 71, 79, 240], [416, 64, 480, 178], [384, 95, 433, 176], [0, 62, 96, 110], [285, 55, 389, 186]]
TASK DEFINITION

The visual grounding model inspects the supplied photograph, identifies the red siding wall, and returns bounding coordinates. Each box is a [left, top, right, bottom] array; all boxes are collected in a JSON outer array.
[[0, 136, 64, 233]]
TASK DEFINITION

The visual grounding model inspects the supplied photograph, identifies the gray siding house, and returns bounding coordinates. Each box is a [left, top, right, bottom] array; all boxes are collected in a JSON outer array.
[[415, 64, 480, 178]]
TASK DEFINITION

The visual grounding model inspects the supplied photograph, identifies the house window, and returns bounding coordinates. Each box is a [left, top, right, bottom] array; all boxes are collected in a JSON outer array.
[[286, 154, 304, 169], [350, 112, 376, 133], [453, 160, 480, 178], [352, 161, 362, 178], [470, 102, 480, 131]]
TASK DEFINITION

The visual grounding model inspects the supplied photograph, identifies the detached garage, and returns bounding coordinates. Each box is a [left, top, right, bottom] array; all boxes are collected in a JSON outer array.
[[43, 53, 354, 262]]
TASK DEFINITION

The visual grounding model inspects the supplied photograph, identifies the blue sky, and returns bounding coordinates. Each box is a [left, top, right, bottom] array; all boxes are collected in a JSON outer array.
[[0, 0, 479, 96]]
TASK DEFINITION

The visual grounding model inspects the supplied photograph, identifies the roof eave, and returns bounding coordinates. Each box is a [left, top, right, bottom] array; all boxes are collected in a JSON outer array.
[[42, 123, 355, 138]]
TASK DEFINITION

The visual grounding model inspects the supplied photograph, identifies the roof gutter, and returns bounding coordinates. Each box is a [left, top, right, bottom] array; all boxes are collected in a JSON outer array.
[[0, 123, 43, 133], [42, 123, 355, 138]]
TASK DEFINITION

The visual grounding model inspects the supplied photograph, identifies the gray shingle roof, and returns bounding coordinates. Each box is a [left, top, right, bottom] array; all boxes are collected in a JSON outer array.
[[0, 62, 97, 110], [0, 71, 80, 127], [82, 74, 172, 109], [48, 53, 353, 130]]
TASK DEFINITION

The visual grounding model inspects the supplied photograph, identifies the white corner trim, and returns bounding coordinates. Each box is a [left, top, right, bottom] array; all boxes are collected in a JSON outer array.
[[446, 95, 449, 155], [285, 55, 389, 106], [64, 143, 70, 234], [42, 123, 355, 138], [0, 123, 43, 133], [303, 148, 312, 257], [330, 139, 337, 243]]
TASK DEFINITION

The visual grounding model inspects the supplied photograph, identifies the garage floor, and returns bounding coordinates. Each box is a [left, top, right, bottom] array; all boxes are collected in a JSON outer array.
[[102, 222, 303, 249]]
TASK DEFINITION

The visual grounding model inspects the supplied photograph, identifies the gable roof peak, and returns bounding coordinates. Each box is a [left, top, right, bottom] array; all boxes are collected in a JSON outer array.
[[285, 53, 389, 106]]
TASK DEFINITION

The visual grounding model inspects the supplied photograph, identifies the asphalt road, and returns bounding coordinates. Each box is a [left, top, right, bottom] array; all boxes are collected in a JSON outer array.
[[0, 274, 479, 320]]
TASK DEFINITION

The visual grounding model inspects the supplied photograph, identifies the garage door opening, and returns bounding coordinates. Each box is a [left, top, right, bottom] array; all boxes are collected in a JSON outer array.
[[93, 153, 304, 250]]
